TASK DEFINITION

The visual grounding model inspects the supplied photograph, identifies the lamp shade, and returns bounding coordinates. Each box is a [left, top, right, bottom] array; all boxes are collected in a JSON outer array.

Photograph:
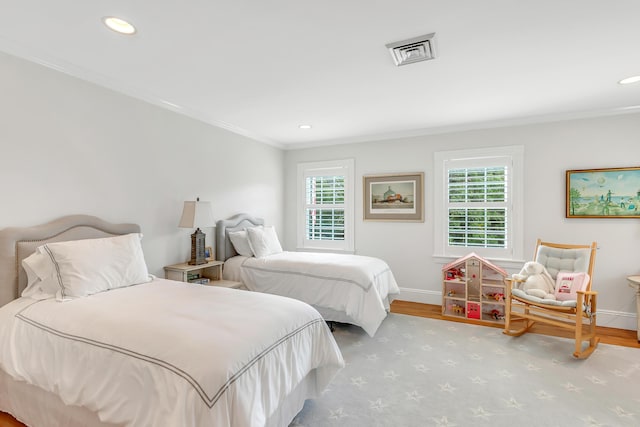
[[178, 200, 215, 229]]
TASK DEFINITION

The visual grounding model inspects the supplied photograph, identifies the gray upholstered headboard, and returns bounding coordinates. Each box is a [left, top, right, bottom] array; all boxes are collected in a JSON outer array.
[[215, 213, 264, 262], [0, 215, 140, 307]]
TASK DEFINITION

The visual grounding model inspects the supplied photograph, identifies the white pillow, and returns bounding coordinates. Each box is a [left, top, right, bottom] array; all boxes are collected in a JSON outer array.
[[21, 250, 58, 300], [246, 226, 283, 258], [228, 230, 254, 257], [41, 233, 152, 301]]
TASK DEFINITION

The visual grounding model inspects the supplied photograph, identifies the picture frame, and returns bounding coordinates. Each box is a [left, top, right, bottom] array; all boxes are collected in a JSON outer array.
[[566, 167, 640, 218], [204, 246, 214, 261], [363, 172, 424, 221]]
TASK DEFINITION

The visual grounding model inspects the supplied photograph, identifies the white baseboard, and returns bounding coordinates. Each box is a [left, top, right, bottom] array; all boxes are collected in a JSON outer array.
[[397, 287, 442, 305], [397, 287, 638, 332]]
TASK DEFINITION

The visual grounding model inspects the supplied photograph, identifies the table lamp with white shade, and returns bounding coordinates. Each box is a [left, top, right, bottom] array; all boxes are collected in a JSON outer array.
[[178, 197, 215, 265]]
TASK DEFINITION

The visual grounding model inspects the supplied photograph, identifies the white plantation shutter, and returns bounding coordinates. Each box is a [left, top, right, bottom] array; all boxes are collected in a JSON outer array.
[[297, 159, 354, 252], [435, 146, 523, 260], [447, 165, 508, 249], [305, 175, 345, 241]]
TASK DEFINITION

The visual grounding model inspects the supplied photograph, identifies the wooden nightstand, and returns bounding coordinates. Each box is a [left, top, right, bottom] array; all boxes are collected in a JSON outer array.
[[163, 260, 243, 289]]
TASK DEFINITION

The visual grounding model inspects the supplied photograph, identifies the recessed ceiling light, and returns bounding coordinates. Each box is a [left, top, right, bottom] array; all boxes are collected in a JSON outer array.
[[618, 75, 640, 85], [299, 124, 312, 129], [103, 17, 136, 35]]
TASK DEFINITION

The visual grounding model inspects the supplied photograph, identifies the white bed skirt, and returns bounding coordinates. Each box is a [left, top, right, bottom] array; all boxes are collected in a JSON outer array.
[[0, 367, 318, 427], [0, 367, 120, 427]]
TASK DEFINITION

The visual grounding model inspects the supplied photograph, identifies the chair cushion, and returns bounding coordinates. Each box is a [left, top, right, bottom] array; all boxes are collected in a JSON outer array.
[[512, 288, 578, 307], [535, 246, 591, 279]]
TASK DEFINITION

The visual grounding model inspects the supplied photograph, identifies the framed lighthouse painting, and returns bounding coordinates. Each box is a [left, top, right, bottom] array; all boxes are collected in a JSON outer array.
[[566, 166, 640, 218], [363, 172, 424, 221]]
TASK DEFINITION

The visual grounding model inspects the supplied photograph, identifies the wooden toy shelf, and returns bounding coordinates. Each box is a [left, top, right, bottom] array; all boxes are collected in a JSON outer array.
[[442, 253, 508, 324]]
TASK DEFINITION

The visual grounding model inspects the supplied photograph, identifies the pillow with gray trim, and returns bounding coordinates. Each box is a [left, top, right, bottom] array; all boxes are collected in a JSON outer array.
[[40, 233, 152, 301]]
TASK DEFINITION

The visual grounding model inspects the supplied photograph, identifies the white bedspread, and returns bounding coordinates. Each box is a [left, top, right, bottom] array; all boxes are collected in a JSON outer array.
[[0, 279, 344, 427], [224, 251, 401, 336]]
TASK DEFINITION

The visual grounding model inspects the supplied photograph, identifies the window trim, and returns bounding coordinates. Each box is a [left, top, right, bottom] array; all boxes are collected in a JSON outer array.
[[296, 159, 355, 252], [433, 146, 523, 261]]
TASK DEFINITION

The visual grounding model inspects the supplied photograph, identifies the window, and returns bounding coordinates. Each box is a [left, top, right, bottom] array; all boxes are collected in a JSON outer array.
[[434, 146, 523, 260], [297, 159, 354, 252]]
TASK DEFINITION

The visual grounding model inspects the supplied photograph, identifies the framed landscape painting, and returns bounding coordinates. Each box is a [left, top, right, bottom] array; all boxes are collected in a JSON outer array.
[[363, 172, 424, 221], [566, 167, 640, 218]]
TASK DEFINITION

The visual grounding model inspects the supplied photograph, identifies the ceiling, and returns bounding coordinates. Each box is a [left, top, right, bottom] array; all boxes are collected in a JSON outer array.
[[1, 0, 639, 149]]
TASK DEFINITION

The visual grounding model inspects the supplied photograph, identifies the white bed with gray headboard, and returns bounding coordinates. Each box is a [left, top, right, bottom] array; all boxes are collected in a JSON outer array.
[[216, 213, 401, 336], [0, 215, 343, 427]]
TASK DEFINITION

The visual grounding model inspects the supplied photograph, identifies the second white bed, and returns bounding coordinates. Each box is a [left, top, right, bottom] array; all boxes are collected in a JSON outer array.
[[223, 250, 400, 336]]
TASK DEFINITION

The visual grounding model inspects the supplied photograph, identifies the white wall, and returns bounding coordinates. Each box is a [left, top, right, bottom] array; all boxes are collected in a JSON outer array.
[[2, 49, 638, 330], [0, 51, 284, 277], [283, 113, 640, 330]]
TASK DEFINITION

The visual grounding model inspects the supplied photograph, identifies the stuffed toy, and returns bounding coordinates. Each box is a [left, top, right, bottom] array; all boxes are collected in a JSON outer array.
[[512, 261, 556, 300]]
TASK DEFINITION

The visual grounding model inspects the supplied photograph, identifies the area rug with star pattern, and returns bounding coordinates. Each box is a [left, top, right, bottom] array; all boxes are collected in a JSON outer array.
[[291, 313, 640, 427]]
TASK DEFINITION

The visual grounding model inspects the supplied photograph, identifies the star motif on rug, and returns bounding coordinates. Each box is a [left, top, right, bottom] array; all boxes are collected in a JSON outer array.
[[535, 338, 553, 347], [445, 340, 457, 347], [421, 344, 433, 351], [534, 390, 555, 400], [402, 333, 414, 339], [497, 369, 513, 378], [377, 336, 390, 343], [446, 325, 458, 331], [442, 359, 458, 367], [468, 353, 482, 360], [502, 397, 523, 409], [586, 375, 607, 385], [469, 336, 480, 342], [430, 415, 457, 426], [383, 370, 399, 380], [414, 364, 430, 373], [563, 382, 582, 392], [353, 340, 364, 347], [469, 376, 487, 385], [493, 348, 507, 355], [369, 398, 388, 412], [328, 407, 348, 420], [470, 406, 493, 420], [439, 382, 456, 393], [581, 415, 604, 426], [611, 406, 635, 418], [350, 376, 367, 388], [395, 349, 408, 356], [366, 353, 379, 362], [525, 362, 541, 371], [609, 369, 628, 377], [406, 390, 425, 401]]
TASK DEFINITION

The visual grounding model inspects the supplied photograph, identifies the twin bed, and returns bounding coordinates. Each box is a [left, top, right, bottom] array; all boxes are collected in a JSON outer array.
[[0, 215, 344, 427], [216, 213, 401, 337]]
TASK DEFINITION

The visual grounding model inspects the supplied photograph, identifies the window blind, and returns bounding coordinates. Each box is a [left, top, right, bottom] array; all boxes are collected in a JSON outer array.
[[304, 175, 345, 241], [447, 167, 508, 248]]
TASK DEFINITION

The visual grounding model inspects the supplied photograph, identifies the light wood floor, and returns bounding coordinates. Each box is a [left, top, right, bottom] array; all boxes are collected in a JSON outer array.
[[2, 301, 638, 426], [391, 300, 640, 348]]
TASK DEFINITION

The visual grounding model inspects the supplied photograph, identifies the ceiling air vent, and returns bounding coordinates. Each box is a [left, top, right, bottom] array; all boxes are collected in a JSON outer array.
[[385, 33, 436, 66]]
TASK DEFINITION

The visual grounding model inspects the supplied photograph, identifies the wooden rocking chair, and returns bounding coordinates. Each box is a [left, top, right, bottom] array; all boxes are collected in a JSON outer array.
[[503, 239, 598, 359]]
